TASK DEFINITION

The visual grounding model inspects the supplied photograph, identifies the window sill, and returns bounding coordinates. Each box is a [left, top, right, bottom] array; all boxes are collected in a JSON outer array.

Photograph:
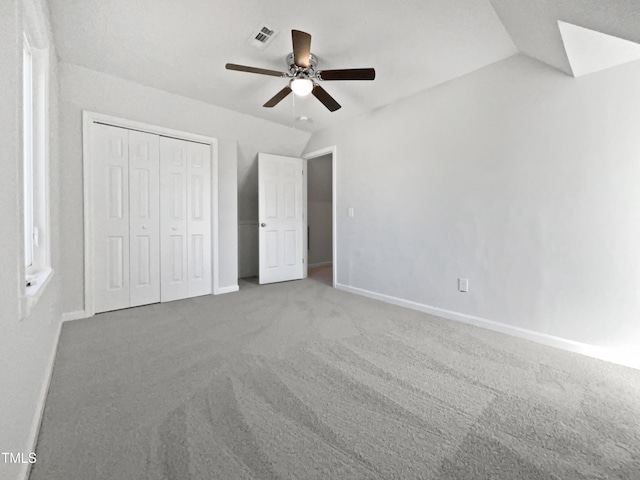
[[21, 268, 53, 319]]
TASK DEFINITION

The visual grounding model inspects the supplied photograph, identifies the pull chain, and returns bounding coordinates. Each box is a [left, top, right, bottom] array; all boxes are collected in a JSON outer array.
[[292, 93, 296, 129]]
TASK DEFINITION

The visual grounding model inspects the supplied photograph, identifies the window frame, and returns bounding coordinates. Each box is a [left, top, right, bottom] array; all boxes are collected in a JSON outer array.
[[21, 22, 53, 317]]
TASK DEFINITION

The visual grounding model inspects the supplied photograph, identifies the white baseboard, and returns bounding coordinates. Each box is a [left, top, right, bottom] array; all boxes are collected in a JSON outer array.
[[309, 261, 332, 268], [62, 310, 87, 322], [335, 283, 638, 370], [22, 320, 62, 480], [215, 285, 239, 295]]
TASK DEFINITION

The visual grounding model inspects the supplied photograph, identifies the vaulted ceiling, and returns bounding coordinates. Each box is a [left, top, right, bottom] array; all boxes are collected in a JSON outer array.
[[48, 0, 640, 132], [490, 0, 640, 75]]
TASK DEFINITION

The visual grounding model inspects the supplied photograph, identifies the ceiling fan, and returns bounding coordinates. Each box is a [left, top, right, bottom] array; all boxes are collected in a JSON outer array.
[[226, 29, 375, 112]]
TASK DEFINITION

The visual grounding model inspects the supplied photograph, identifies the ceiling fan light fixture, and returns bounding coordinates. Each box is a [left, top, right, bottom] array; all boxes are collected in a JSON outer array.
[[290, 78, 314, 96], [226, 29, 375, 111]]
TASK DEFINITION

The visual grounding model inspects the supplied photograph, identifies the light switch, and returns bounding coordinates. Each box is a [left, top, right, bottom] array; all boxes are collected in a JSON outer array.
[[458, 278, 469, 293], [348, 207, 354, 218]]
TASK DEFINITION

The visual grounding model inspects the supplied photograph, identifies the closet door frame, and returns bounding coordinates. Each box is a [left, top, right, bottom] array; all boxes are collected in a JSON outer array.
[[82, 110, 220, 318]]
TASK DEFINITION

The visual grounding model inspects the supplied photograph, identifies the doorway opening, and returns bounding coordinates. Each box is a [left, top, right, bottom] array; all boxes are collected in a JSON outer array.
[[303, 146, 337, 288]]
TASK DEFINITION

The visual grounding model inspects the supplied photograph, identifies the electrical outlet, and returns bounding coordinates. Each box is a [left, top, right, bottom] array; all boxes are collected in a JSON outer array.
[[458, 278, 469, 293]]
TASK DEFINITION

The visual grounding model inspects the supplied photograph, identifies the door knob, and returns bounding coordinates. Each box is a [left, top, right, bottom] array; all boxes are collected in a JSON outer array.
[[142, 225, 147, 230], [261, 223, 266, 227], [172, 227, 177, 231]]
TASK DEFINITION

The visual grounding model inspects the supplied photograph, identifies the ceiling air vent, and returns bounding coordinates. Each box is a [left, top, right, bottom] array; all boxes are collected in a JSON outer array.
[[247, 24, 280, 50]]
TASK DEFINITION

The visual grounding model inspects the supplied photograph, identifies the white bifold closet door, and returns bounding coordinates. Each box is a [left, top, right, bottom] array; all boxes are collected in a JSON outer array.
[[93, 124, 133, 313], [159, 137, 212, 302], [129, 130, 161, 307], [92, 123, 211, 313]]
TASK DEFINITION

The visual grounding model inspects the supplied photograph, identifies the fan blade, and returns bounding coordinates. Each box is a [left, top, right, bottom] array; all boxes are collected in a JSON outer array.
[[225, 63, 284, 77], [292, 30, 312, 68], [318, 68, 376, 81], [312, 85, 341, 112], [263, 86, 293, 108]]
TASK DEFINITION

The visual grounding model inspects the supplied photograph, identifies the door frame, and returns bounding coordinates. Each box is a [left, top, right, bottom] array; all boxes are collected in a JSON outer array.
[[302, 146, 337, 288], [82, 110, 220, 317]]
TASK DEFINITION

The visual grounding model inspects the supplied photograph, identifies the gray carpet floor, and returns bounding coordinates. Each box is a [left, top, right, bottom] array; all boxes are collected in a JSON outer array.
[[32, 277, 640, 479]]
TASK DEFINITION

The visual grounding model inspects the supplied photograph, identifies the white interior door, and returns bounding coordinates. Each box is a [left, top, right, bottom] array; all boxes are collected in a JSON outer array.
[[160, 137, 213, 301], [258, 153, 304, 284], [93, 124, 130, 313], [129, 130, 160, 307], [186, 141, 212, 297], [160, 137, 189, 302]]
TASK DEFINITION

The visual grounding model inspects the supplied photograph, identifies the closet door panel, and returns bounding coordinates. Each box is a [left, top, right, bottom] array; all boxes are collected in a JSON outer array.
[[93, 124, 130, 313], [160, 137, 189, 302], [187, 141, 212, 297], [129, 130, 160, 307]]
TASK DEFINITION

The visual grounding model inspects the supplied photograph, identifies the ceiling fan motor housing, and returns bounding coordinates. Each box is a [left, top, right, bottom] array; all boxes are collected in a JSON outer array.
[[286, 52, 318, 79]]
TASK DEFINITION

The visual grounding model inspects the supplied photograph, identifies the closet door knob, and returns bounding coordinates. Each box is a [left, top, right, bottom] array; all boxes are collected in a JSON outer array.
[[172, 227, 177, 231], [261, 223, 266, 227]]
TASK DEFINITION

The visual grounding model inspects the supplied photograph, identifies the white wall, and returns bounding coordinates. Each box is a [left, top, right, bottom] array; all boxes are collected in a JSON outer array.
[[218, 139, 239, 289], [0, 1, 62, 479], [304, 54, 640, 367], [238, 221, 259, 278], [58, 62, 311, 312], [308, 154, 333, 266]]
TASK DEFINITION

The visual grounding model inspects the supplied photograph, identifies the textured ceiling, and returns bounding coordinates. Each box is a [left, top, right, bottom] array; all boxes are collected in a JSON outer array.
[[489, 0, 640, 75], [48, 0, 516, 132], [48, 0, 640, 132]]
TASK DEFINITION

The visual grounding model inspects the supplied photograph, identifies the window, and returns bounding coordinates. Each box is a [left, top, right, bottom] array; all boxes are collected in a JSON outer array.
[[22, 28, 52, 312], [23, 34, 34, 269]]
